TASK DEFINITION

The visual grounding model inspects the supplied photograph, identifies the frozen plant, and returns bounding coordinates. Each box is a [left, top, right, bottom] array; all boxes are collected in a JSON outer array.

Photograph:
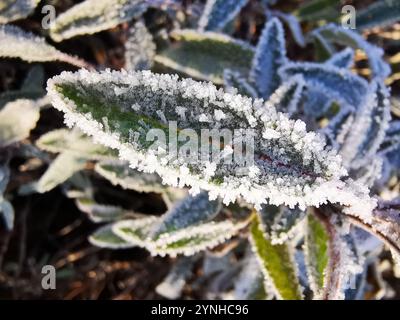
[[0, 0, 399, 300]]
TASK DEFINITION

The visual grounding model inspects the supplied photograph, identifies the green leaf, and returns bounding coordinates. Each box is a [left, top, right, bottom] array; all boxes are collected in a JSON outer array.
[[36, 129, 116, 160], [111, 216, 248, 257], [0, 0, 39, 24], [304, 212, 329, 299], [155, 30, 254, 84], [49, 0, 148, 42], [150, 192, 221, 238], [0, 25, 88, 68], [47, 69, 376, 215], [94, 160, 166, 193], [89, 224, 135, 249], [250, 216, 303, 300], [293, 0, 340, 22], [36, 152, 87, 193], [0, 99, 40, 147], [356, 0, 400, 31], [75, 197, 132, 222]]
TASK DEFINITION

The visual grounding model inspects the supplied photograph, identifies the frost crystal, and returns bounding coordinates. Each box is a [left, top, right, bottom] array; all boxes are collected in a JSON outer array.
[[124, 20, 155, 71]]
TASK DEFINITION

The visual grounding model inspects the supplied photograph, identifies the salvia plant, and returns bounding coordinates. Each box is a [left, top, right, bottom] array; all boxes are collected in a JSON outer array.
[[1, 0, 400, 300]]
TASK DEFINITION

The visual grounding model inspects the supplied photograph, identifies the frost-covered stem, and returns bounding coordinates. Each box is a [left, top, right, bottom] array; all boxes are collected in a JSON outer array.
[[57, 53, 94, 70], [312, 207, 342, 300], [345, 214, 400, 259]]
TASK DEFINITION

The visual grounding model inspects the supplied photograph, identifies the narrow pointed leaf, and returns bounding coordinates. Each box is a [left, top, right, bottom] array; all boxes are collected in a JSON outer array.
[[0, 25, 89, 68], [125, 20, 155, 71], [36, 152, 87, 193], [150, 192, 221, 238], [198, 0, 248, 31], [155, 30, 254, 84], [37, 129, 116, 160], [94, 160, 166, 193], [89, 224, 135, 249], [250, 216, 303, 300], [304, 212, 329, 299], [49, 0, 148, 42], [249, 18, 287, 99], [75, 197, 131, 222]]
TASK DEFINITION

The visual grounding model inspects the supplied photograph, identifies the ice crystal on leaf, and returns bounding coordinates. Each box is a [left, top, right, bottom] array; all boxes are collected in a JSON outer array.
[[249, 18, 287, 100], [0, 25, 88, 68], [47, 69, 376, 215], [124, 20, 156, 71], [49, 0, 148, 42]]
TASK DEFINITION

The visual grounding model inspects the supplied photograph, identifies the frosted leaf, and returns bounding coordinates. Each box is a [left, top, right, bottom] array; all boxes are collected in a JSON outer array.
[[271, 11, 305, 48], [89, 224, 135, 249], [0, 0, 39, 24], [279, 62, 369, 109], [150, 192, 221, 238], [75, 197, 131, 223], [265, 76, 305, 116], [156, 257, 195, 299], [326, 48, 354, 69], [257, 205, 306, 245], [250, 216, 303, 300], [234, 249, 266, 300], [124, 20, 155, 71], [338, 81, 391, 169], [0, 199, 14, 230], [94, 160, 166, 193], [49, 0, 148, 42], [36, 152, 87, 193], [249, 18, 287, 100], [304, 212, 328, 299], [313, 24, 391, 79], [198, 0, 248, 31], [113, 217, 248, 257], [0, 99, 39, 147], [37, 128, 116, 160], [155, 29, 254, 84], [223, 69, 258, 98], [356, 0, 400, 31], [47, 69, 376, 213], [148, 219, 248, 257]]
